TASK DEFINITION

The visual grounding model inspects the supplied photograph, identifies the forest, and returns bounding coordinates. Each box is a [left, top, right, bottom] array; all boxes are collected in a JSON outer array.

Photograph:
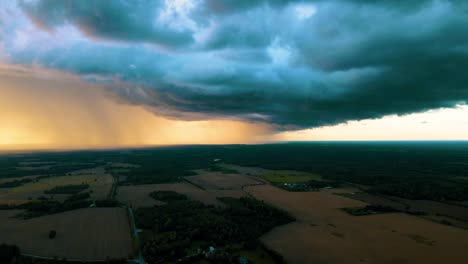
[[136, 191, 294, 263]]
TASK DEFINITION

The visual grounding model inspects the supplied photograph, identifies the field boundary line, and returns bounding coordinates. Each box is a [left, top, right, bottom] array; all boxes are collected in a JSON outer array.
[[182, 178, 206, 190], [21, 253, 105, 262]]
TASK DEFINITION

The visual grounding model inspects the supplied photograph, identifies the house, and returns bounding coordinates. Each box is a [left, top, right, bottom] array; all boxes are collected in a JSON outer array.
[[239, 257, 249, 264]]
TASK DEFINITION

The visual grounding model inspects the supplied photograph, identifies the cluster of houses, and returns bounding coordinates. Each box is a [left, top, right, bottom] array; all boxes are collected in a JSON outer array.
[[177, 245, 250, 264], [281, 182, 334, 192]]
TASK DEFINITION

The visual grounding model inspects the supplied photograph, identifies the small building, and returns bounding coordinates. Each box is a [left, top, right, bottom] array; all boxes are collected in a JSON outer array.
[[239, 257, 249, 264]]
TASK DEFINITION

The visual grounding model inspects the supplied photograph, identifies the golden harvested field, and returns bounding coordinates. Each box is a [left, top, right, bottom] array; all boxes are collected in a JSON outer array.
[[88, 174, 114, 199], [117, 182, 249, 208], [246, 185, 468, 264], [339, 192, 468, 222], [117, 165, 271, 208], [186, 170, 264, 190], [117, 182, 222, 207], [0, 208, 132, 260], [0, 174, 113, 204]]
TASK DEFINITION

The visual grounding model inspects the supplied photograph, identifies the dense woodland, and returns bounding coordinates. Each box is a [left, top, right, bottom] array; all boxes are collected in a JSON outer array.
[[1, 142, 468, 201], [136, 191, 293, 263]]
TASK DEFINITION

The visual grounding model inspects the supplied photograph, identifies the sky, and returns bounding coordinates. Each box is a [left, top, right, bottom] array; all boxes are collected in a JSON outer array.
[[0, 0, 467, 150]]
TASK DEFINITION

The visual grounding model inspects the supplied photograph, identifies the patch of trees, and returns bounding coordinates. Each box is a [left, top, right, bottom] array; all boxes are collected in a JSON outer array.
[[1, 196, 120, 218], [49, 230, 57, 239], [15, 199, 92, 219], [369, 181, 468, 201], [136, 195, 294, 263], [343, 205, 399, 216], [94, 199, 120, 207], [44, 184, 89, 195], [0, 176, 50, 189], [208, 165, 239, 174], [119, 168, 195, 185], [149, 190, 188, 202], [0, 178, 33, 188], [65, 192, 90, 202]]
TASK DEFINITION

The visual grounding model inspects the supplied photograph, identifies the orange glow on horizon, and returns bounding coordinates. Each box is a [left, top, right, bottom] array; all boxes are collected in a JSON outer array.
[[1, 65, 467, 151], [0, 66, 271, 150]]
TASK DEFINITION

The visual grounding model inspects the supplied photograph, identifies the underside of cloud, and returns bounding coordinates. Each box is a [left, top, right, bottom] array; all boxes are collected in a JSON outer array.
[[1, 0, 467, 129]]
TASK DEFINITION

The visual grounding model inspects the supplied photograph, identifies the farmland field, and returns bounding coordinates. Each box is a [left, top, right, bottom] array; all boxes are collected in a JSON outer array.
[[117, 182, 222, 207], [117, 181, 249, 208], [0, 173, 113, 205], [247, 185, 468, 264], [0, 208, 133, 260], [0, 175, 41, 184], [339, 192, 468, 222], [1, 143, 468, 263], [185, 169, 264, 190]]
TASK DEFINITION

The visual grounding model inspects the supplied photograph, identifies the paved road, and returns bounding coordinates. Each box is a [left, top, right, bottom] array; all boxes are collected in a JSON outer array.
[[108, 173, 119, 199], [127, 207, 145, 264]]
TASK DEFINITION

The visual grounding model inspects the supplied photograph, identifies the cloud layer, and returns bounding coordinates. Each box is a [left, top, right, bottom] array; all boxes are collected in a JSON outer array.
[[1, 0, 468, 129], [0, 65, 270, 149]]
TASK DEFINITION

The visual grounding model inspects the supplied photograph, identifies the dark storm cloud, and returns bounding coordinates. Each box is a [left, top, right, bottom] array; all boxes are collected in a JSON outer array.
[[3, 0, 468, 128], [20, 0, 193, 47]]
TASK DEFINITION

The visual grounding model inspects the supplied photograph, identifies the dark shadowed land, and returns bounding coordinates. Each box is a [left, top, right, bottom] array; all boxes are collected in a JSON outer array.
[[1, 142, 468, 263]]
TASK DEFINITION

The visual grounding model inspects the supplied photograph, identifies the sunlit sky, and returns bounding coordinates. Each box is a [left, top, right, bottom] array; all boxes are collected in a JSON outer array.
[[0, 0, 467, 150]]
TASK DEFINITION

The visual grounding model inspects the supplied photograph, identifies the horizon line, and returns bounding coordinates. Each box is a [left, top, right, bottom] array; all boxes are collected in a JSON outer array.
[[1, 139, 468, 154]]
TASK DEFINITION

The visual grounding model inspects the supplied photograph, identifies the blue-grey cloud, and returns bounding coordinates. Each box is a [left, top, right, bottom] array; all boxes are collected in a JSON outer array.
[[20, 0, 194, 47], [1, 0, 467, 128]]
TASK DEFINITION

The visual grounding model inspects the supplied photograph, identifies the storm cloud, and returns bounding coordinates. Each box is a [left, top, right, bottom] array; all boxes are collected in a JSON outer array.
[[1, 0, 468, 129]]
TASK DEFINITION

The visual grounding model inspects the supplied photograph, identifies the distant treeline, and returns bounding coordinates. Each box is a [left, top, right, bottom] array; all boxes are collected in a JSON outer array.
[[0, 159, 103, 179]]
